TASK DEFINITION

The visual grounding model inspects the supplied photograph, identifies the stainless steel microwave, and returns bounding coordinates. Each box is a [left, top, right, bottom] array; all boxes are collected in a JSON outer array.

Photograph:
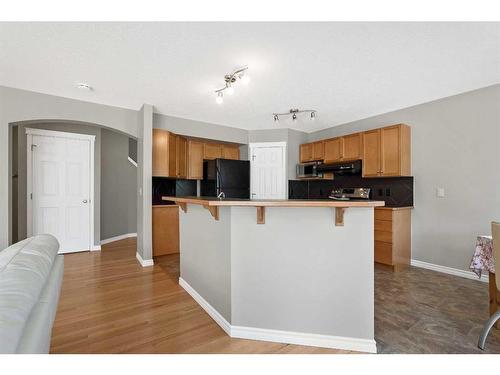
[[296, 161, 322, 179]]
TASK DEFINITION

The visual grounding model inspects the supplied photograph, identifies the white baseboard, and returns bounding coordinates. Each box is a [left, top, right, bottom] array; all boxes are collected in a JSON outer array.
[[411, 259, 488, 283], [231, 325, 377, 353], [101, 232, 137, 245], [91, 245, 101, 251], [178, 277, 376, 353], [136, 252, 154, 267], [179, 277, 231, 335]]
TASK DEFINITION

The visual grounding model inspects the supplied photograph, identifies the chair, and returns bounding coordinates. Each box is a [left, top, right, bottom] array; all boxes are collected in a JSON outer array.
[[478, 221, 500, 350]]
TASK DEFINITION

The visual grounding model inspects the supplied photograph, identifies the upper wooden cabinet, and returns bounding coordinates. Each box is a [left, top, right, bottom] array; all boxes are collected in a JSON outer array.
[[153, 129, 241, 180], [300, 142, 323, 162], [342, 133, 363, 161], [222, 144, 240, 160], [204, 142, 223, 160], [324, 138, 343, 163], [176, 135, 187, 179], [312, 141, 324, 161], [299, 143, 313, 162], [153, 129, 175, 177], [362, 124, 411, 177], [187, 140, 204, 180]]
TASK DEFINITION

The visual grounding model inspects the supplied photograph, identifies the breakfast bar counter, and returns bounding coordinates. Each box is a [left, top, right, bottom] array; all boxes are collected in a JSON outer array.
[[162, 196, 384, 353]]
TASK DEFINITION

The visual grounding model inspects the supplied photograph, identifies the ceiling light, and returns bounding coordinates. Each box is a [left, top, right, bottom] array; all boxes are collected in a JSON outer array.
[[216, 92, 224, 104], [77, 83, 92, 91], [272, 108, 317, 124], [213, 66, 248, 103], [240, 75, 251, 85]]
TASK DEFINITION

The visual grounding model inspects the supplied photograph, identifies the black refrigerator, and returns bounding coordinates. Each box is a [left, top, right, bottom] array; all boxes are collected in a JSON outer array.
[[200, 159, 250, 199]]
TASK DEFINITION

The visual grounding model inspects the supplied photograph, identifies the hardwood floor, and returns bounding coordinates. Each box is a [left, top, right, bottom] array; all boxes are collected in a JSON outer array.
[[51, 238, 500, 354], [50, 238, 350, 354]]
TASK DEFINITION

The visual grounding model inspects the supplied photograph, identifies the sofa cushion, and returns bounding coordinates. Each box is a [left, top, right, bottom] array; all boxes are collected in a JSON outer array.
[[0, 235, 60, 353]]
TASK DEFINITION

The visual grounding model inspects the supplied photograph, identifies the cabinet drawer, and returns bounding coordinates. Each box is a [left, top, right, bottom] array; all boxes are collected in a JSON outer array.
[[375, 230, 393, 244], [375, 209, 393, 221], [374, 219, 392, 232], [375, 241, 393, 265]]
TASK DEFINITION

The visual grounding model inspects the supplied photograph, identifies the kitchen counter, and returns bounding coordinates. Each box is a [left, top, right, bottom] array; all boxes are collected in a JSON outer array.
[[166, 195, 379, 353], [162, 196, 385, 207]]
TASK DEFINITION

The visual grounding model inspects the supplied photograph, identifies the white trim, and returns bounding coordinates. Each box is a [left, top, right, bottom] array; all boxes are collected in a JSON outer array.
[[248, 141, 287, 148], [91, 245, 101, 251], [178, 277, 376, 353], [248, 141, 288, 200], [136, 252, 154, 267], [101, 232, 138, 245], [411, 259, 488, 283], [231, 326, 377, 353], [26, 129, 95, 254], [25, 127, 96, 141], [127, 156, 138, 168], [179, 277, 232, 335]]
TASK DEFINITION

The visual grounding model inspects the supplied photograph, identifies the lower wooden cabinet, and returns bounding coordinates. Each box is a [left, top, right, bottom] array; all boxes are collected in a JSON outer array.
[[152, 205, 180, 256], [374, 207, 412, 272]]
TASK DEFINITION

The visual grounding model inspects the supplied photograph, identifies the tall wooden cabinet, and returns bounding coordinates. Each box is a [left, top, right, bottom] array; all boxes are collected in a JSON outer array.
[[362, 124, 411, 177]]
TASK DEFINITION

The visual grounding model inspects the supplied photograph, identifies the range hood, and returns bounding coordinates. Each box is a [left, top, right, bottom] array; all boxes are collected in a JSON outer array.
[[316, 160, 362, 175]]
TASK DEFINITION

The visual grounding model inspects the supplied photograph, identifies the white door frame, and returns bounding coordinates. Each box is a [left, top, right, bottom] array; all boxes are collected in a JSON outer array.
[[26, 128, 95, 250], [248, 141, 287, 199]]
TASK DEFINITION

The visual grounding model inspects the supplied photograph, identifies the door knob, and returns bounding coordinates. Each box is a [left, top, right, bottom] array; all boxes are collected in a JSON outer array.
[[83, 199, 88, 203]]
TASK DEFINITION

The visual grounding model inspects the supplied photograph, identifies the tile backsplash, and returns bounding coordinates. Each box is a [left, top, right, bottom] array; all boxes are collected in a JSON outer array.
[[289, 176, 413, 207]]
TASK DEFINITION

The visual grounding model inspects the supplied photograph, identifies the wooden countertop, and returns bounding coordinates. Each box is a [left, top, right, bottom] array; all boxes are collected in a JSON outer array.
[[162, 196, 385, 208]]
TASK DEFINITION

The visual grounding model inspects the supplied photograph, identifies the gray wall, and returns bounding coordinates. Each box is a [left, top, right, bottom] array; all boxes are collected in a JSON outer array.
[[308, 84, 500, 272], [15, 122, 102, 247], [154, 113, 248, 144], [180, 204, 232, 321], [0, 85, 139, 250], [101, 128, 137, 240], [136, 105, 153, 262]]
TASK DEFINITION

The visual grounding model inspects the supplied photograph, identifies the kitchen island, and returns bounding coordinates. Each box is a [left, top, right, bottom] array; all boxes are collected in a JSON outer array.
[[162, 196, 385, 353]]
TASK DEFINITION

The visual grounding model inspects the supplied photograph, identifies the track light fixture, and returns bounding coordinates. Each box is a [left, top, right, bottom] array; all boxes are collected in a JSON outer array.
[[273, 109, 317, 123], [214, 66, 249, 103]]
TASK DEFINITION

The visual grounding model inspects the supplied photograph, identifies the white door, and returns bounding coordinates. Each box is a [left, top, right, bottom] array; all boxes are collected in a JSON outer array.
[[250, 143, 287, 199], [29, 132, 93, 253]]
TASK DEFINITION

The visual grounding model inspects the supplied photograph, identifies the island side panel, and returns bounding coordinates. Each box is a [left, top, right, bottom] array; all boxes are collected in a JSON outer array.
[[179, 204, 232, 323], [230, 206, 374, 341]]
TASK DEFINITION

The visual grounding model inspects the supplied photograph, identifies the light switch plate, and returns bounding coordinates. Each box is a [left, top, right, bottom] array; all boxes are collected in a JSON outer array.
[[436, 187, 445, 198]]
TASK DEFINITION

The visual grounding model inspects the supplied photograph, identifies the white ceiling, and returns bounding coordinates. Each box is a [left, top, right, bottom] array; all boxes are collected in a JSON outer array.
[[1, 22, 499, 132]]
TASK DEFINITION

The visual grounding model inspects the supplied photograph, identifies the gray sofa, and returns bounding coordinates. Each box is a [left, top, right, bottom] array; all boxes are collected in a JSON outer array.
[[0, 234, 64, 353]]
